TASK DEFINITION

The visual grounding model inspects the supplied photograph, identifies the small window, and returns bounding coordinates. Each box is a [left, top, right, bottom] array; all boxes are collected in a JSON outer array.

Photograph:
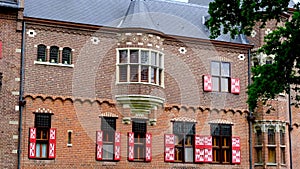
[[266, 57, 273, 64], [268, 147, 276, 163], [211, 61, 230, 92], [173, 122, 195, 163], [49, 46, 59, 63], [62, 47, 72, 64], [211, 124, 232, 164], [37, 44, 46, 62], [101, 117, 116, 161], [132, 120, 147, 161], [29, 113, 55, 159]]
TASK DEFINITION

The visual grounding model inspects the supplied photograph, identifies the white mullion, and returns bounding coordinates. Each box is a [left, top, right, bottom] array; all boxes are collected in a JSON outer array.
[[127, 49, 130, 82], [138, 49, 141, 83], [116, 49, 119, 83]]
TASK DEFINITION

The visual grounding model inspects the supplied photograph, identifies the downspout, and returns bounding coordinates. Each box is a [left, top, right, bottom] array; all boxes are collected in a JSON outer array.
[[288, 85, 293, 169], [17, 20, 26, 169], [247, 48, 254, 169]]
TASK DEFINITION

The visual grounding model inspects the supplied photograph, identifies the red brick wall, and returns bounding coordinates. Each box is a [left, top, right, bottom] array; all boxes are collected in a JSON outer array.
[[21, 22, 250, 168], [0, 9, 22, 169]]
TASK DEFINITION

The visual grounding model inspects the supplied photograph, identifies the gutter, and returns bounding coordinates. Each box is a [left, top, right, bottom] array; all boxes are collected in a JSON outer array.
[[17, 21, 26, 169], [288, 85, 293, 169]]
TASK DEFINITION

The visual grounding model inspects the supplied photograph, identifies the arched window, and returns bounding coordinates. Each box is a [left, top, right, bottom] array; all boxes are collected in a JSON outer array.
[[37, 44, 46, 62], [62, 47, 72, 64], [49, 46, 59, 63]]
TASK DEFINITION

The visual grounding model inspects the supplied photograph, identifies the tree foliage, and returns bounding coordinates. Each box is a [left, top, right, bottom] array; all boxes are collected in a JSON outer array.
[[207, 0, 300, 111]]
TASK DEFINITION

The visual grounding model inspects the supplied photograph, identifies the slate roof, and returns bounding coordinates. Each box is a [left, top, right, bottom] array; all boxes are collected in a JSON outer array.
[[24, 0, 247, 44]]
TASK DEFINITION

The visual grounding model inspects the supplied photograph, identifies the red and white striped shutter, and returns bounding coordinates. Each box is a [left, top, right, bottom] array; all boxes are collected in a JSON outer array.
[[114, 132, 121, 161], [231, 78, 240, 94], [204, 136, 212, 162], [194, 135, 205, 162], [203, 75, 212, 92], [28, 127, 36, 158], [48, 128, 56, 159], [128, 132, 134, 161], [0, 41, 2, 59], [96, 131, 103, 160], [145, 133, 152, 162], [232, 137, 241, 164], [164, 134, 175, 162]]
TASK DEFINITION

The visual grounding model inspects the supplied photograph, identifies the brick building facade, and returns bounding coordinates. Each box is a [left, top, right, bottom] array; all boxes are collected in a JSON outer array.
[[1, 0, 299, 169], [0, 0, 23, 168]]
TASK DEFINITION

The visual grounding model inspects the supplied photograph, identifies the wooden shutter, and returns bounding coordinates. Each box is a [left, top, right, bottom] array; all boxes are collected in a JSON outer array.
[[194, 135, 204, 162], [114, 132, 121, 161], [128, 132, 134, 161], [28, 128, 36, 158], [96, 131, 103, 160], [204, 136, 212, 162], [145, 133, 152, 162], [0, 41, 2, 59], [194, 135, 212, 163], [232, 137, 241, 164], [164, 134, 175, 162], [203, 75, 212, 92], [48, 128, 56, 159], [231, 78, 240, 94]]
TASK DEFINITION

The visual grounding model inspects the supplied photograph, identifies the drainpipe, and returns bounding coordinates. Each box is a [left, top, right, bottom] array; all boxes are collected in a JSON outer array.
[[247, 48, 254, 169], [288, 85, 293, 169], [17, 20, 26, 169]]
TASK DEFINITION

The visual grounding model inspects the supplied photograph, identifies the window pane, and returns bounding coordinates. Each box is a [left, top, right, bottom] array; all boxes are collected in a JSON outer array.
[[130, 50, 138, 63], [212, 77, 219, 91], [185, 147, 193, 162], [220, 125, 231, 136], [119, 50, 128, 63], [62, 48, 72, 64], [211, 62, 220, 76], [280, 130, 285, 145], [213, 149, 220, 162], [103, 144, 114, 160], [132, 121, 147, 133], [159, 54, 163, 67], [151, 52, 157, 65], [221, 62, 230, 77], [256, 128, 262, 145], [268, 129, 275, 145], [119, 65, 127, 82], [211, 124, 220, 136], [268, 147, 276, 163], [35, 114, 51, 128], [36, 143, 41, 157], [221, 78, 229, 92], [159, 69, 163, 86], [281, 147, 286, 164], [130, 65, 139, 82], [141, 50, 149, 64], [174, 146, 182, 161], [141, 66, 149, 82], [50, 46, 59, 63], [222, 149, 230, 163], [37, 45, 46, 61], [41, 144, 47, 158], [151, 67, 156, 83], [256, 148, 263, 163]]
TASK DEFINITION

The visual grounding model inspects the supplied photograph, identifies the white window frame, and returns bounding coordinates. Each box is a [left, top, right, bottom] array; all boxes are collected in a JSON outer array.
[[116, 48, 164, 87]]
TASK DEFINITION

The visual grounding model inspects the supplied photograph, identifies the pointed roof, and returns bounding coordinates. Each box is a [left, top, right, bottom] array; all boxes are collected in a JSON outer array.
[[118, 0, 158, 30]]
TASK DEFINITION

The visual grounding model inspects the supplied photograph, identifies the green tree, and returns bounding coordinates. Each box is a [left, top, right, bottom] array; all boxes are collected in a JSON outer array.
[[207, 0, 300, 111]]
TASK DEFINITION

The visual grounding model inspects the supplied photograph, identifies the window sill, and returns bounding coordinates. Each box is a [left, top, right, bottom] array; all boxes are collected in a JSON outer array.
[[255, 145, 263, 147], [266, 163, 277, 166], [34, 61, 74, 68], [254, 163, 263, 166], [67, 143, 72, 147], [116, 82, 164, 88], [267, 144, 276, 147], [280, 145, 286, 147]]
